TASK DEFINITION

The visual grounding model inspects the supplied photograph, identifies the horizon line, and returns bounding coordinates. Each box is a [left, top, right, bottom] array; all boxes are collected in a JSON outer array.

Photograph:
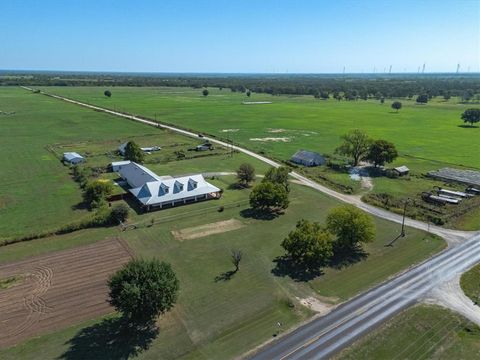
[[1, 69, 479, 76]]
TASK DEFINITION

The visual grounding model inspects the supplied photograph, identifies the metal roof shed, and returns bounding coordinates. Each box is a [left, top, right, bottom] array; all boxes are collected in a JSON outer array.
[[291, 150, 326, 167], [63, 152, 85, 164]]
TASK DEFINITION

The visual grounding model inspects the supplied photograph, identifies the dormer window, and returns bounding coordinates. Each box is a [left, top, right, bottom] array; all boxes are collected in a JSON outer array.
[[159, 183, 169, 196], [188, 178, 198, 190], [174, 180, 184, 193]]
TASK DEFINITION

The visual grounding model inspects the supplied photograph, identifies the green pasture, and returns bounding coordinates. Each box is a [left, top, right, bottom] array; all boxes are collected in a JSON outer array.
[[0, 177, 444, 360], [0, 88, 267, 239], [38, 86, 480, 170], [338, 305, 480, 359]]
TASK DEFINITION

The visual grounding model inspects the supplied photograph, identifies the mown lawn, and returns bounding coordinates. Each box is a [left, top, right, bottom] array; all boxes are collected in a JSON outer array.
[[0, 179, 445, 360], [338, 305, 480, 359]]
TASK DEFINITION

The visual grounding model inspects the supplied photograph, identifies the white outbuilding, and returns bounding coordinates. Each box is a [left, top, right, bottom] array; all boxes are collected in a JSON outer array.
[[63, 152, 85, 164]]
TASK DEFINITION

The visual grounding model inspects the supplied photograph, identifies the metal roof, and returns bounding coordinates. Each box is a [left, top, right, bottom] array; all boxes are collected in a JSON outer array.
[[112, 161, 220, 206], [117, 161, 162, 188], [63, 152, 84, 161], [394, 166, 410, 173], [129, 174, 220, 206], [291, 150, 325, 163]]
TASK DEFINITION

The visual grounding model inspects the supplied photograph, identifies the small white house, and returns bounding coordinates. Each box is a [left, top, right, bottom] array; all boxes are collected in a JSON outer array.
[[63, 152, 85, 164]]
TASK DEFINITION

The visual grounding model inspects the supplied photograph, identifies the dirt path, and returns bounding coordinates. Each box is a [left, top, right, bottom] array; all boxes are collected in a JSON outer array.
[[0, 238, 132, 348]]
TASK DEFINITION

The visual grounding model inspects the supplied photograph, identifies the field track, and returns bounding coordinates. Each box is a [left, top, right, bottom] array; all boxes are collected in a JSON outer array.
[[0, 238, 132, 348]]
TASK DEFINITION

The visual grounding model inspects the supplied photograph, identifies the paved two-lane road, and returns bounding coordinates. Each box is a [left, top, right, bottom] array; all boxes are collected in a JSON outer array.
[[251, 233, 480, 359], [23, 87, 480, 359]]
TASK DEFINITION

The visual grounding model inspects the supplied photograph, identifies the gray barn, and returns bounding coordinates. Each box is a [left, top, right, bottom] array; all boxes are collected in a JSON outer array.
[[291, 150, 326, 167]]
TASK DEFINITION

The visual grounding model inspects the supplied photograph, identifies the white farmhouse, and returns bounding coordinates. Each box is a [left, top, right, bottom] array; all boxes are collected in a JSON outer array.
[[112, 161, 221, 211]]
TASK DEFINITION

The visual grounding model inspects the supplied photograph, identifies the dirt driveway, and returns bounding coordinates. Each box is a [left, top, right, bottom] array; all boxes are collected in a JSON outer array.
[[0, 238, 132, 348]]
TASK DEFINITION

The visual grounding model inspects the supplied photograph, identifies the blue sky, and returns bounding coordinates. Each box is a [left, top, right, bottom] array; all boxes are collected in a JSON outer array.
[[1, 0, 478, 73]]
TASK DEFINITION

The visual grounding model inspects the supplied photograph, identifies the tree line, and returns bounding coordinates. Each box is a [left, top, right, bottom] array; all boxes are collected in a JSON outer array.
[[3, 72, 480, 101]]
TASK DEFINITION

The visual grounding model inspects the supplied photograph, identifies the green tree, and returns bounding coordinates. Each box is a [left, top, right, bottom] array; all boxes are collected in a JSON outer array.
[[202, 89, 209, 97], [109, 203, 129, 224], [108, 259, 179, 324], [443, 92, 451, 101], [104, 90, 112, 98], [246, 90, 251, 97], [326, 205, 376, 249], [335, 130, 372, 166], [461, 108, 480, 126], [263, 166, 290, 192], [236, 163, 255, 187], [391, 101, 402, 112], [281, 219, 334, 266], [124, 141, 145, 163], [416, 94, 428, 104], [249, 181, 289, 212], [84, 180, 113, 208], [380, 97, 385, 104], [367, 140, 398, 167]]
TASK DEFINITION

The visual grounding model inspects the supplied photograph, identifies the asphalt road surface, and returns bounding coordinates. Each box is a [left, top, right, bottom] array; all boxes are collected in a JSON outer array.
[[250, 232, 480, 359]]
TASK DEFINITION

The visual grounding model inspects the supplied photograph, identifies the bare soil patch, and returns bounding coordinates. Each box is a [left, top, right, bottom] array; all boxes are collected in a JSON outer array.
[[172, 219, 244, 241], [0, 238, 132, 348], [249, 137, 291, 142]]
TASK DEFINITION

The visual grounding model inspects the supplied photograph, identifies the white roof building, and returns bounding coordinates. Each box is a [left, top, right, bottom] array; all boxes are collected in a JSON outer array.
[[113, 161, 221, 210], [63, 152, 85, 164]]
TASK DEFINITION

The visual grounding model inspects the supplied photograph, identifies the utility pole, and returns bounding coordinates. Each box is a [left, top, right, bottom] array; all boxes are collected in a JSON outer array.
[[401, 198, 410, 237]]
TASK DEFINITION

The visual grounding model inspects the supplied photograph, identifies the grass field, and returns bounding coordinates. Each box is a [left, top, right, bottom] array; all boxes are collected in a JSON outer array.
[[0, 87, 267, 239], [37, 86, 480, 170], [461, 264, 480, 305], [338, 305, 480, 359], [32, 86, 480, 230], [0, 86, 458, 359], [0, 176, 445, 359]]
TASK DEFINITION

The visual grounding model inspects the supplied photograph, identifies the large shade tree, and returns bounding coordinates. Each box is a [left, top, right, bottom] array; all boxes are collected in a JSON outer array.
[[108, 259, 179, 324], [335, 129, 372, 166], [461, 109, 480, 126], [249, 181, 289, 212], [391, 101, 402, 112], [281, 219, 334, 267], [263, 166, 290, 192], [367, 140, 398, 167], [416, 94, 428, 104], [326, 205, 376, 249]]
